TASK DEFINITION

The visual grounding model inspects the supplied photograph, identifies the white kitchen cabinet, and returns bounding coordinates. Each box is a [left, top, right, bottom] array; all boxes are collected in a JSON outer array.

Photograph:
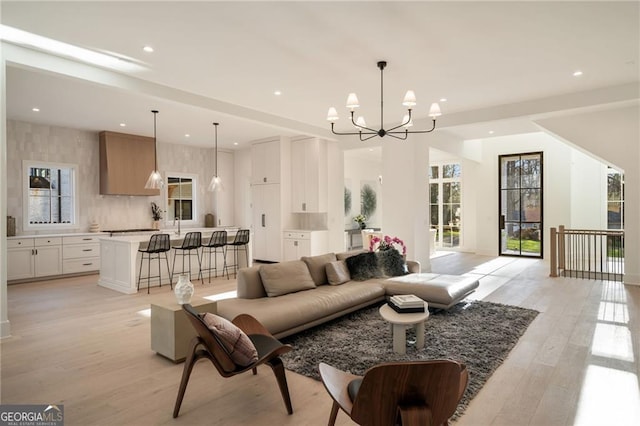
[[63, 235, 101, 274], [282, 230, 329, 261], [7, 237, 63, 281], [252, 184, 282, 262], [251, 139, 281, 184], [291, 138, 328, 212]]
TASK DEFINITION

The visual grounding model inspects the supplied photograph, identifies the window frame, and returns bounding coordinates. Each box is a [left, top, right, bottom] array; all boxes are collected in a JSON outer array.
[[164, 172, 198, 226], [23, 160, 79, 231], [429, 162, 463, 249]]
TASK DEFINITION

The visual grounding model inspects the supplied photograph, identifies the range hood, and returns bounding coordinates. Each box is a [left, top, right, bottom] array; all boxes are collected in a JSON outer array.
[[99, 131, 160, 196]]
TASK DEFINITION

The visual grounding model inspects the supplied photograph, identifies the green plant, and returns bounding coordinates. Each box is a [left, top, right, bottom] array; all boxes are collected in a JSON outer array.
[[344, 187, 352, 215], [360, 184, 377, 218]]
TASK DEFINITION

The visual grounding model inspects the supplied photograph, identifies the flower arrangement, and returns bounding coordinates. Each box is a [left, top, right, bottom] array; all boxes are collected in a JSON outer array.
[[369, 235, 407, 256], [353, 214, 367, 227], [150, 202, 162, 221]]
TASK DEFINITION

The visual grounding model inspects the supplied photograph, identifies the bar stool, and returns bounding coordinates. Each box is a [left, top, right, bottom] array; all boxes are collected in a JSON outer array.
[[226, 229, 250, 278], [200, 230, 229, 283], [171, 232, 203, 283], [137, 233, 171, 294]]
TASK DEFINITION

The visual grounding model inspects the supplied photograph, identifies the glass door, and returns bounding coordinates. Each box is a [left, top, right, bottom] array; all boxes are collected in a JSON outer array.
[[499, 152, 543, 258]]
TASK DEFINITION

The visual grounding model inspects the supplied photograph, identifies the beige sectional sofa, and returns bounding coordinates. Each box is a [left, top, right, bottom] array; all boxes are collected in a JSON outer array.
[[216, 251, 479, 339]]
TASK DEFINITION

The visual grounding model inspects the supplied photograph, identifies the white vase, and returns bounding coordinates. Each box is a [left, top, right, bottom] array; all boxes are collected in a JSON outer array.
[[174, 274, 194, 305]]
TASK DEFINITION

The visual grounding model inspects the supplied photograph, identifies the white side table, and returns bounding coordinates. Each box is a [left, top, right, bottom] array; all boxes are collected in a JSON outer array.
[[379, 302, 430, 354], [151, 297, 217, 362]]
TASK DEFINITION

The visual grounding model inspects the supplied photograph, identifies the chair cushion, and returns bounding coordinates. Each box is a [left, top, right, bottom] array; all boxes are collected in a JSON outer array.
[[347, 378, 362, 402], [202, 313, 258, 366], [345, 252, 380, 281], [301, 253, 337, 286], [259, 260, 317, 297], [325, 260, 351, 285]]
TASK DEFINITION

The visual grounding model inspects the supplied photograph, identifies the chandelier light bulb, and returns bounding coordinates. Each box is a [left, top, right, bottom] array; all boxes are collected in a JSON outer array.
[[346, 93, 360, 110], [429, 103, 442, 118], [355, 116, 367, 129], [402, 90, 417, 107], [326, 107, 339, 122]]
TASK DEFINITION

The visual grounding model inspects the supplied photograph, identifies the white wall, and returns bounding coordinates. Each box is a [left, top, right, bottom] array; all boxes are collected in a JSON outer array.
[[537, 106, 640, 284], [470, 132, 573, 259], [570, 149, 608, 229], [343, 151, 383, 229], [6, 120, 228, 234]]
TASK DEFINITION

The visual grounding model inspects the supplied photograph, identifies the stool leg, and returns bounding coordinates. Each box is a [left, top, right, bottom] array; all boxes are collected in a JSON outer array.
[[137, 253, 144, 292], [195, 248, 203, 282], [223, 246, 229, 279], [164, 252, 172, 290], [171, 250, 177, 284], [147, 253, 151, 294], [157, 252, 162, 289]]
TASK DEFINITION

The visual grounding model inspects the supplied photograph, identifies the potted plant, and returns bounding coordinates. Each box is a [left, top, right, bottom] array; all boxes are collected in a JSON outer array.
[[151, 202, 162, 230]]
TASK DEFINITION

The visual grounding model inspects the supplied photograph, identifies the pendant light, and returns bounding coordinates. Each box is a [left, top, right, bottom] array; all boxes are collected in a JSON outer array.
[[144, 110, 163, 189], [208, 122, 223, 192]]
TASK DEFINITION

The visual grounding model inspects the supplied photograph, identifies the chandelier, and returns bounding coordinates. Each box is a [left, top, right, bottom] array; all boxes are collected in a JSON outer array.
[[207, 122, 223, 192], [144, 109, 163, 189], [326, 61, 442, 141]]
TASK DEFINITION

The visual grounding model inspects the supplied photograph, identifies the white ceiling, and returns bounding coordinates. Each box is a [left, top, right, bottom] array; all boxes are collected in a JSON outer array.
[[2, 1, 639, 150]]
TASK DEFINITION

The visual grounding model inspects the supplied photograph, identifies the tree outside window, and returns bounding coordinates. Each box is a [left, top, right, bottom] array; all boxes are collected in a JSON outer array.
[[429, 163, 462, 248], [167, 175, 195, 222], [24, 161, 77, 228]]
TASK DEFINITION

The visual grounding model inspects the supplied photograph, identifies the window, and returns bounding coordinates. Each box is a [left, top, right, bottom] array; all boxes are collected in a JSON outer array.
[[607, 167, 624, 230], [429, 163, 462, 248], [167, 174, 196, 223], [24, 161, 78, 229]]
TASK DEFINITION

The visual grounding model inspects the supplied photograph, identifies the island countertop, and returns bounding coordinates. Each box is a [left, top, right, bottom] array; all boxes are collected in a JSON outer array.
[[98, 227, 250, 294]]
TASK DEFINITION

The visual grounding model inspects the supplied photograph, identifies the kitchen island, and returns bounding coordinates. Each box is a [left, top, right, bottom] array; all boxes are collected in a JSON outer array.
[[98, 228, 251, 294]]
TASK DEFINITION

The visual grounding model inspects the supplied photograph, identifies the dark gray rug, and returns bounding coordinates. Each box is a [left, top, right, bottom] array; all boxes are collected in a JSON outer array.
[[281, 300, 539, 419]]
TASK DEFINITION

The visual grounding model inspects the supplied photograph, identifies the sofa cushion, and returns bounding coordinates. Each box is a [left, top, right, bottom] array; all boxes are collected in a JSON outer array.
[[259, 260, 317, 297], [202, 313, 258, 366], [326, 260, 351, 285], [302, 253, 337, 286], [376, 249, 407, 277], [345, 251, 380, 281], [237, 266, 268, 299], [336, 249, 367, 261]]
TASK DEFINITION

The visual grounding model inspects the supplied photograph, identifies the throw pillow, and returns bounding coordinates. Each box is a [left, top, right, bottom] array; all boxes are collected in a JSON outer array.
[[376, 249, 407, 277], [259, 260, 317, 297], [345, 251, 380, 281], [301, 253, 337, 286], [202, 313, 258, 366], [325, 260, 351, 285]]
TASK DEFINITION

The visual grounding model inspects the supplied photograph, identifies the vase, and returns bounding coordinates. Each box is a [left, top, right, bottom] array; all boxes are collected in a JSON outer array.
[[359, 222, 367, 230], [174, 274, 194, 305], [152, 220, 160, 230]]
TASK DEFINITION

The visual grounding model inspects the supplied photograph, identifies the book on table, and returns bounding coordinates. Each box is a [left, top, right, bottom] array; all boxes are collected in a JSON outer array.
[[387, 301, 425, 313], [390, 294, 423, 308]]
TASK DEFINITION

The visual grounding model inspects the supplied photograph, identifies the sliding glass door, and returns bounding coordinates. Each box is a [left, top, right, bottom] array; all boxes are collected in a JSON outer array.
[[499, 152, 543, 258]]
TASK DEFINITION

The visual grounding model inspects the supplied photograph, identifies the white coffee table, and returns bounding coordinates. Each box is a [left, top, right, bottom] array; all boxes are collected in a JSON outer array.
[[379, 302, 430, 354]]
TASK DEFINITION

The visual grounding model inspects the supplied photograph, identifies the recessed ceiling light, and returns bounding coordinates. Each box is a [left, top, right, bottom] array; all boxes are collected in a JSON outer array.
[[233, 142, 238, 146], [573, 70, 583, 77], [119, 123, 126, 127], [439, 98, 448, 102], [274, 90, 282, 96], [185, 134, 190, 138], [143, 46, 154, 53], [489, 130, 495, 134], [32, 107, 40, 112]]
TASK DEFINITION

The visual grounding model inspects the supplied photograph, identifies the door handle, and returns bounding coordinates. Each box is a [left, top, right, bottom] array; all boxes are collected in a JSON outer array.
[[261, 214, 265, 227], [499, 215, 505, 230]]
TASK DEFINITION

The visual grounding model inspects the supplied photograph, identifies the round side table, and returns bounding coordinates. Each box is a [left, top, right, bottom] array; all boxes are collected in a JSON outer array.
[[379, 302, 430, 354]]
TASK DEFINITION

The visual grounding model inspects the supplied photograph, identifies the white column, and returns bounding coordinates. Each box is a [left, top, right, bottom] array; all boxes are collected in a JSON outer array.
[[1, 49, 11, 339], [381, 135, 431, 269]]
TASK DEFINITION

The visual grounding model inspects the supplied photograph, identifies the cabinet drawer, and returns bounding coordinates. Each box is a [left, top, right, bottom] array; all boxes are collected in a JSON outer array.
[[8, 238, 34, 249], [64, 244, 100, 259], [63, 258, 101, 274], [63, 235, 101, 244], [283, 231, 310, 240], [35, 237, 62, 247]]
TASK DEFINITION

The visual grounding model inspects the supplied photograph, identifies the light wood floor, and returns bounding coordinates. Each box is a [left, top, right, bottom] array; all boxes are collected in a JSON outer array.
[[1, 253, 639, 425]]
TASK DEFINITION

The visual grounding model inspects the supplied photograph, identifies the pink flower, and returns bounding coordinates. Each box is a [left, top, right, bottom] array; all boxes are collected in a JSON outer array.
[[369, 235, 406, 255]]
